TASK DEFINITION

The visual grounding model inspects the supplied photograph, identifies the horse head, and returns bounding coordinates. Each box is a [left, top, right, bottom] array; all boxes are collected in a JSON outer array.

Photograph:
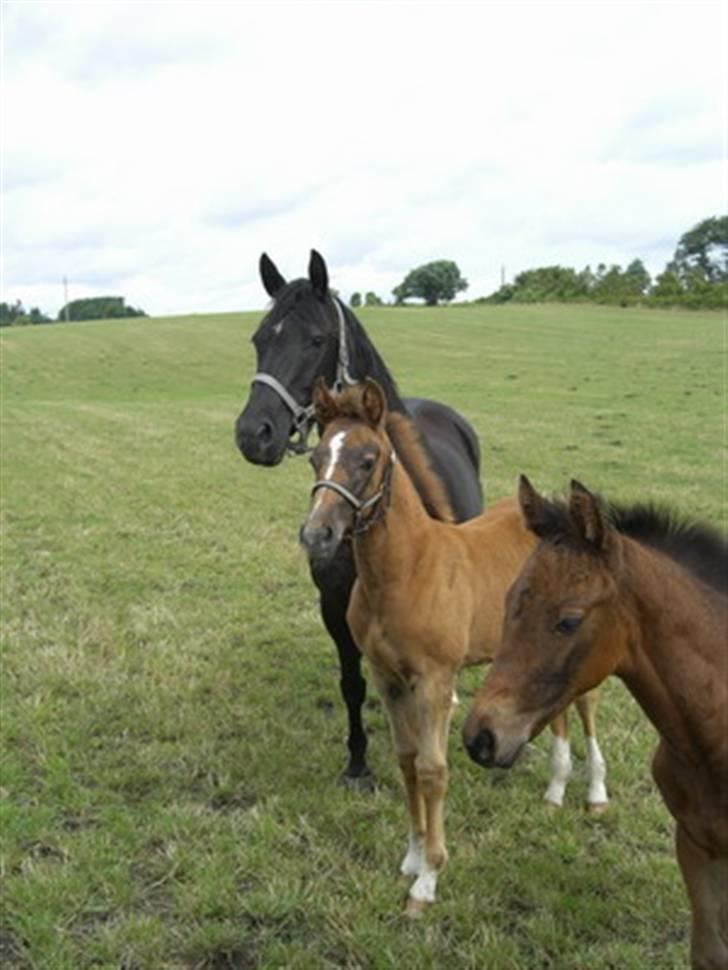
[[300, 379, 394, 565], [463, 476, 624, 769], [235, 250, 343, 465]]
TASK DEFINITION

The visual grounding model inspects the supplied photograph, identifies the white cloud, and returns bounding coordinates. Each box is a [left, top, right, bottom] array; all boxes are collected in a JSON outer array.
[[2, 0, 725, 315]]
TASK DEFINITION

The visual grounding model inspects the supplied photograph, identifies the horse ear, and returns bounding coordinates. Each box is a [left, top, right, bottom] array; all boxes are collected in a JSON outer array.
[[312, 377, 338, 425], [518, 475, 549, 535], [308, 249, 329, 300], [361, 378, 387, 429], [260, 253, 286, 298], [569, 479, 607, 549]]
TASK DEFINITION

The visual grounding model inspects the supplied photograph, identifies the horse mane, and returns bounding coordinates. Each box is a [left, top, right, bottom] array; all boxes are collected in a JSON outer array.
[[386, 411, 456, 523], [261, 280, 407, 413], [336, 302, 406, 412], [532, 495, 728, 596], [330, 385, 455, 523], [609, 503, 728, 596]]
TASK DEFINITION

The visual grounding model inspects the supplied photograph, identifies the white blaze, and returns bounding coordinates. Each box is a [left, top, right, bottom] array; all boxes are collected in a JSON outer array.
[[310, 430, 348, 515]]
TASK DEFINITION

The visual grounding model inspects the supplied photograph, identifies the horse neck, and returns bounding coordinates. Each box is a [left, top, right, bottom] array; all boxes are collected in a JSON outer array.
[[616, 537, 728, 768], [352, 459, 432, 593], [343, 308, 407, 414]]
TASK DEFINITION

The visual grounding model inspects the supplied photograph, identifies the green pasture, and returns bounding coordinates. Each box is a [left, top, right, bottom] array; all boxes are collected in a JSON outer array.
[[1, 304, 724, 968]]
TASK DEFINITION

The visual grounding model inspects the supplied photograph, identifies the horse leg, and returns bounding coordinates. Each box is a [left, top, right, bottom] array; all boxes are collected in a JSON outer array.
[[406, 672, 455, 918], [319, 590, 370, 784], [676, 824, 728, 970], [543, 711, 573, 807], [575, 690, 609, 811]]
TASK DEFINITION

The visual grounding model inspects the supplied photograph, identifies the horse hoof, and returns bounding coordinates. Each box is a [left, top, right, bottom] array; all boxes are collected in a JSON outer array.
[[587, 801, 609, 814], [543, 797, 563, 810], [405, 897, 430, 919], [340, 769, 375, 792]]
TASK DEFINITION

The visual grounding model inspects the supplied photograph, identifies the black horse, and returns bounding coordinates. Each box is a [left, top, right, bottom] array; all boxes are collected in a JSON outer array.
[[235, 250, 483, 783]]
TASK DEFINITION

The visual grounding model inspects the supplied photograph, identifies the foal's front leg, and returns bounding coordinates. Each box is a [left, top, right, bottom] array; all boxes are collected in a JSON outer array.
[[676, 824, 728, 970], [405, 672, 457, 917], [371, 669, 425, 880]]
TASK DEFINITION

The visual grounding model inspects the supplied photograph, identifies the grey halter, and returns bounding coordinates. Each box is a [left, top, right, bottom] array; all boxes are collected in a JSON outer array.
[[251, 297, 356, 455]]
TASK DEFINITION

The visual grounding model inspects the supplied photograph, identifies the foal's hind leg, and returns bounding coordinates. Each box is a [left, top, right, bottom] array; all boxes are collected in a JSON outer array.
[[575, 690, 608, 811], [544, 711, 573, 807]]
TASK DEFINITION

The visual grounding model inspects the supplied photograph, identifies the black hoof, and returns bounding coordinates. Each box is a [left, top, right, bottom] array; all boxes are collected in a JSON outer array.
[[340, 768, 376, 792]]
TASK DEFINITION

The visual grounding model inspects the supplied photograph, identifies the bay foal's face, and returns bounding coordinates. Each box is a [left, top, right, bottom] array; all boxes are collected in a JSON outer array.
[[300, 380, 390, 565], [463, 477, 623, 769]]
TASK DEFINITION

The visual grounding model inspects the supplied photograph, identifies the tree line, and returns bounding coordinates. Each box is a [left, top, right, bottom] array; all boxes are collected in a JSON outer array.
[[1, 296, 147, 327], [374, 215, 727, 309], [3, 217, 724, 325]]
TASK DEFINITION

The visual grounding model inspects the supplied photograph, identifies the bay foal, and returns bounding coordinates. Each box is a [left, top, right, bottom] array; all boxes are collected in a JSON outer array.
[[300, 381, 606, 915], [463, 477, 727, 968]]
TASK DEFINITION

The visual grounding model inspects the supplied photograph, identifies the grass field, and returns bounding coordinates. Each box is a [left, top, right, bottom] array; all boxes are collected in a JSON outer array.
[[1, 303, 725, 969]]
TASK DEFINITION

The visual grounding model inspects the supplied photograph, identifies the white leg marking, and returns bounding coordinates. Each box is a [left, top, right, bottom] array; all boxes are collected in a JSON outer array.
[[585, 736, 608, 806], [544, 736, 572, 807], [409, 863, 438, 903], [400, 833, 424, 878]]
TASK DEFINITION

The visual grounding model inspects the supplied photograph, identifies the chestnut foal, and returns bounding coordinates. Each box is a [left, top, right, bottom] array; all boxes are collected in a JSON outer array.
[[463, 477, 728, 969], [300, 381, 606, 916]]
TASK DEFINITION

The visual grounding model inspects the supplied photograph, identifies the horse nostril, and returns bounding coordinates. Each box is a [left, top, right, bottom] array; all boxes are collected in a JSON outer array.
[[301, 523, 336, 555], [466, 727, 496, 767], [258, 420, 273, 443]]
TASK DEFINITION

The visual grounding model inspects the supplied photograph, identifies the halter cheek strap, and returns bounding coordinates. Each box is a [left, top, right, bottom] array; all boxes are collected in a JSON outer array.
[[332, 297, 355, 391], [252, 297, 356, 455], [251, 372, 315, 435], [311, 452, 397, 535]]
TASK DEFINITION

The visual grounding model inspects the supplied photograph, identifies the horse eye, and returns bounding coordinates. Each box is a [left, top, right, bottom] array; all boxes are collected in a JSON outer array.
[[555, 616, 583, 635], [311, 334, 325, 348], [361, 456, 375, 472]]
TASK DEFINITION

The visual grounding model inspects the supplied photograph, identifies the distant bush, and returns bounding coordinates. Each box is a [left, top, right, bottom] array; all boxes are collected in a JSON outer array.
[[0, 301, 52, 327], [58, 296, 147, 322]]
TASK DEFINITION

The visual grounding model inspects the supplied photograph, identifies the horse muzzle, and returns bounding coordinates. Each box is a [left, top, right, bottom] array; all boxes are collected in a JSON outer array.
[[299, 519, 345, 565], [462, 704, 531, 769], [235, 411, 288, 466]]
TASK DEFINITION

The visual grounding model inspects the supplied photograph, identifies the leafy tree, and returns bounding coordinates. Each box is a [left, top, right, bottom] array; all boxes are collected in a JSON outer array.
[[592, 265, 632, 305], [670, 215, 728, 285], [393, 260, 468, 306], [624, 259, 651, 296], [350, 292, 362, 308], [650, 269, 683, 302], [0, 300, 51, 326], [364, 291, 383, 307], [58, 296, 147, 322]]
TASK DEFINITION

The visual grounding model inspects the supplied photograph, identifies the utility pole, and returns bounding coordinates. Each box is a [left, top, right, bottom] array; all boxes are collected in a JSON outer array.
[[62, 276, 69, 323], [500, 265, 506, 287]]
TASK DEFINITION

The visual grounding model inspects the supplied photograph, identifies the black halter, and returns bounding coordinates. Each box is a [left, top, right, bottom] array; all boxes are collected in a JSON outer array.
[[252, 297, 355, 455], [311, 452, 396, 536]]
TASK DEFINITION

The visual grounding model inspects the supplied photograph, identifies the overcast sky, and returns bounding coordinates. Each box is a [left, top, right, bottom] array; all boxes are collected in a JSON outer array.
[[2, 0, 726, 316]]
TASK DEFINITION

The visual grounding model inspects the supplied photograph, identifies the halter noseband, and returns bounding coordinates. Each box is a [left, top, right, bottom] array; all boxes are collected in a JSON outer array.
[[311, 451, 396, 536], [252, 297, 355, 455]]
